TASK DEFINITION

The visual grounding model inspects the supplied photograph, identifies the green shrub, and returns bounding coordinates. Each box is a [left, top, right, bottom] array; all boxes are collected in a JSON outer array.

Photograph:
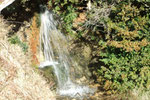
[[61, 5, 77, 35], [98, 45, 150, 92], [48, 0, 85, 36], [97, 1, 150, 93]]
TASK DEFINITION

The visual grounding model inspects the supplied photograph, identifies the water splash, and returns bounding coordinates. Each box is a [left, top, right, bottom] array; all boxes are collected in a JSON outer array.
[[39, 6, 95, 98]]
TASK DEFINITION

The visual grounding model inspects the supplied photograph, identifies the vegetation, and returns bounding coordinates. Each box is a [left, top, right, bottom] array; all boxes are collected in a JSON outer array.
[[9, 36, 28, 53], [0, 17, 55, 100], [48, 0, 150, 94], [98, 1, 150, 93], [30, 15, 40, 65], [1, 0, 150, 98]]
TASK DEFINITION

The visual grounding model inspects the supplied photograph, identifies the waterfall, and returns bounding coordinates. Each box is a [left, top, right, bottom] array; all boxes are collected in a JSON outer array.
[[39, 5, 95, 98]]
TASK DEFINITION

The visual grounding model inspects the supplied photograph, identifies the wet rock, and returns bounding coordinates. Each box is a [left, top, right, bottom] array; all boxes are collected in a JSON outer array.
[[76, 76, 87, 84], [68, 42, 92, 81], [83, 45, 91, 61]]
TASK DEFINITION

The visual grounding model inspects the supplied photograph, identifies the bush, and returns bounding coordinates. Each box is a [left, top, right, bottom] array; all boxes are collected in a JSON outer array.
[[97, 1, 150, 93], [98, 45, 150, 92], [48, 0, 86, 36]]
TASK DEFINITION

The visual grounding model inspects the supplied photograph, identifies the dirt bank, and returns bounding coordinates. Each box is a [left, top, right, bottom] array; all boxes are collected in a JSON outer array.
[[0, 16, 55, 100]]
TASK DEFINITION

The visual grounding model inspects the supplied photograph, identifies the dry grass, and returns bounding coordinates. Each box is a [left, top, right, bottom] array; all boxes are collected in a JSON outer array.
[[0, 16, 55, 100], [128, 88, 150, 100], [30, 15, 40, 65]]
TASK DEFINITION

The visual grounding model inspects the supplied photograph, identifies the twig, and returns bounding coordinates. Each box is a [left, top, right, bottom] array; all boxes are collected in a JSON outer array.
[[5, 20, 24, 24]]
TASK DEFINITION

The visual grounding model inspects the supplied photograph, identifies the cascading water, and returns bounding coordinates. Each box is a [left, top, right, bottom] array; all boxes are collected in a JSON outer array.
[[39, 5, 95, 98]]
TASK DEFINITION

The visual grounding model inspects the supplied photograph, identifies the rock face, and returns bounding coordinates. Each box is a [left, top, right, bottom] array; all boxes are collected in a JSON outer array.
[[69, 41, 92, 83], [0, 17, 55, 100]]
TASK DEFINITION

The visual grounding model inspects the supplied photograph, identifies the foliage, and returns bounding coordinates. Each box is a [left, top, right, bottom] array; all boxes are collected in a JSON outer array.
[[48, 0, 85, 36], [98, 45, 150, 93], [61, 5, 77, 35], [9, 36, 28, 53], [48, 0, 84, 12], [107, 3, 150, 52], [97, 1, 150, 93]]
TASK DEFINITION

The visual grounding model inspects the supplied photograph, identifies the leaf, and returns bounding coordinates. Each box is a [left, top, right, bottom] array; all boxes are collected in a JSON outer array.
[[55, 6, 60, 11], [100, 59, 109, 64]]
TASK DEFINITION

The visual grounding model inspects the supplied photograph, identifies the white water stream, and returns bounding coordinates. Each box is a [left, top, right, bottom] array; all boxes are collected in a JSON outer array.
[[39, 6, 95, 98]]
